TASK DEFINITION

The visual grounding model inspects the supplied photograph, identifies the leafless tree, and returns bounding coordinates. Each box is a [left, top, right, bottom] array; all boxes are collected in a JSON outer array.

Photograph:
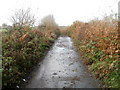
[[11, 8, 35, 29]]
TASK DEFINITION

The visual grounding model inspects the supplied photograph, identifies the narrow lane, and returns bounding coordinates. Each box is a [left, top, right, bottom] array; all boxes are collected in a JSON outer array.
[[26, 36, 100, 88]]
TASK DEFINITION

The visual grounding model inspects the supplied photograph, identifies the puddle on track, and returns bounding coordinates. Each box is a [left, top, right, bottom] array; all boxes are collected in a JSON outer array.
[[25, 36, 100, 88]]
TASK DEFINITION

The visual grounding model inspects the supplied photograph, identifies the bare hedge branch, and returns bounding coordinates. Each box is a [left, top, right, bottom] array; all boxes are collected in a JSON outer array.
[[11, 8, 35, 29]]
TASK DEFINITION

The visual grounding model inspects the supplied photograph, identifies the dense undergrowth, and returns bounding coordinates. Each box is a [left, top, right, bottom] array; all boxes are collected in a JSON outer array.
[[2, 26, 60, 88], [61, 15, 119, 88]]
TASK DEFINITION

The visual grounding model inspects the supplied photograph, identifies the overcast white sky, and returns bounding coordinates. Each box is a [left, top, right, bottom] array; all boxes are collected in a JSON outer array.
[[0, 0, 119, 26]]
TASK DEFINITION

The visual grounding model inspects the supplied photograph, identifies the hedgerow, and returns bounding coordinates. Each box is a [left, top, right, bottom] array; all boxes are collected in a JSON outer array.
[[62, 15, 119, 88], [2, 26, 59, 88]]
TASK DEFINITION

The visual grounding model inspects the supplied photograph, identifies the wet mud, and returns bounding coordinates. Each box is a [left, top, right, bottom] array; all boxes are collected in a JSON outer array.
[[25, 36, 100, 88]]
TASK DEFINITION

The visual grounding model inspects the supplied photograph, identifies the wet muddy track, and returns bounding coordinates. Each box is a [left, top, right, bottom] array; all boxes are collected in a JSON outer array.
[[25, 36, 100, 88]]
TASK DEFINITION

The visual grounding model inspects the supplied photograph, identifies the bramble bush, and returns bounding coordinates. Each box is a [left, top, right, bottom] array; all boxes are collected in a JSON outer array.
[[62, 15, 119, 88], [2, 24, 59, 88]]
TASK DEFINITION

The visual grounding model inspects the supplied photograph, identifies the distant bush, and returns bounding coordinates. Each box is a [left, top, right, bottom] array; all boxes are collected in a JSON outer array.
[[38, 15, 58, 31]]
